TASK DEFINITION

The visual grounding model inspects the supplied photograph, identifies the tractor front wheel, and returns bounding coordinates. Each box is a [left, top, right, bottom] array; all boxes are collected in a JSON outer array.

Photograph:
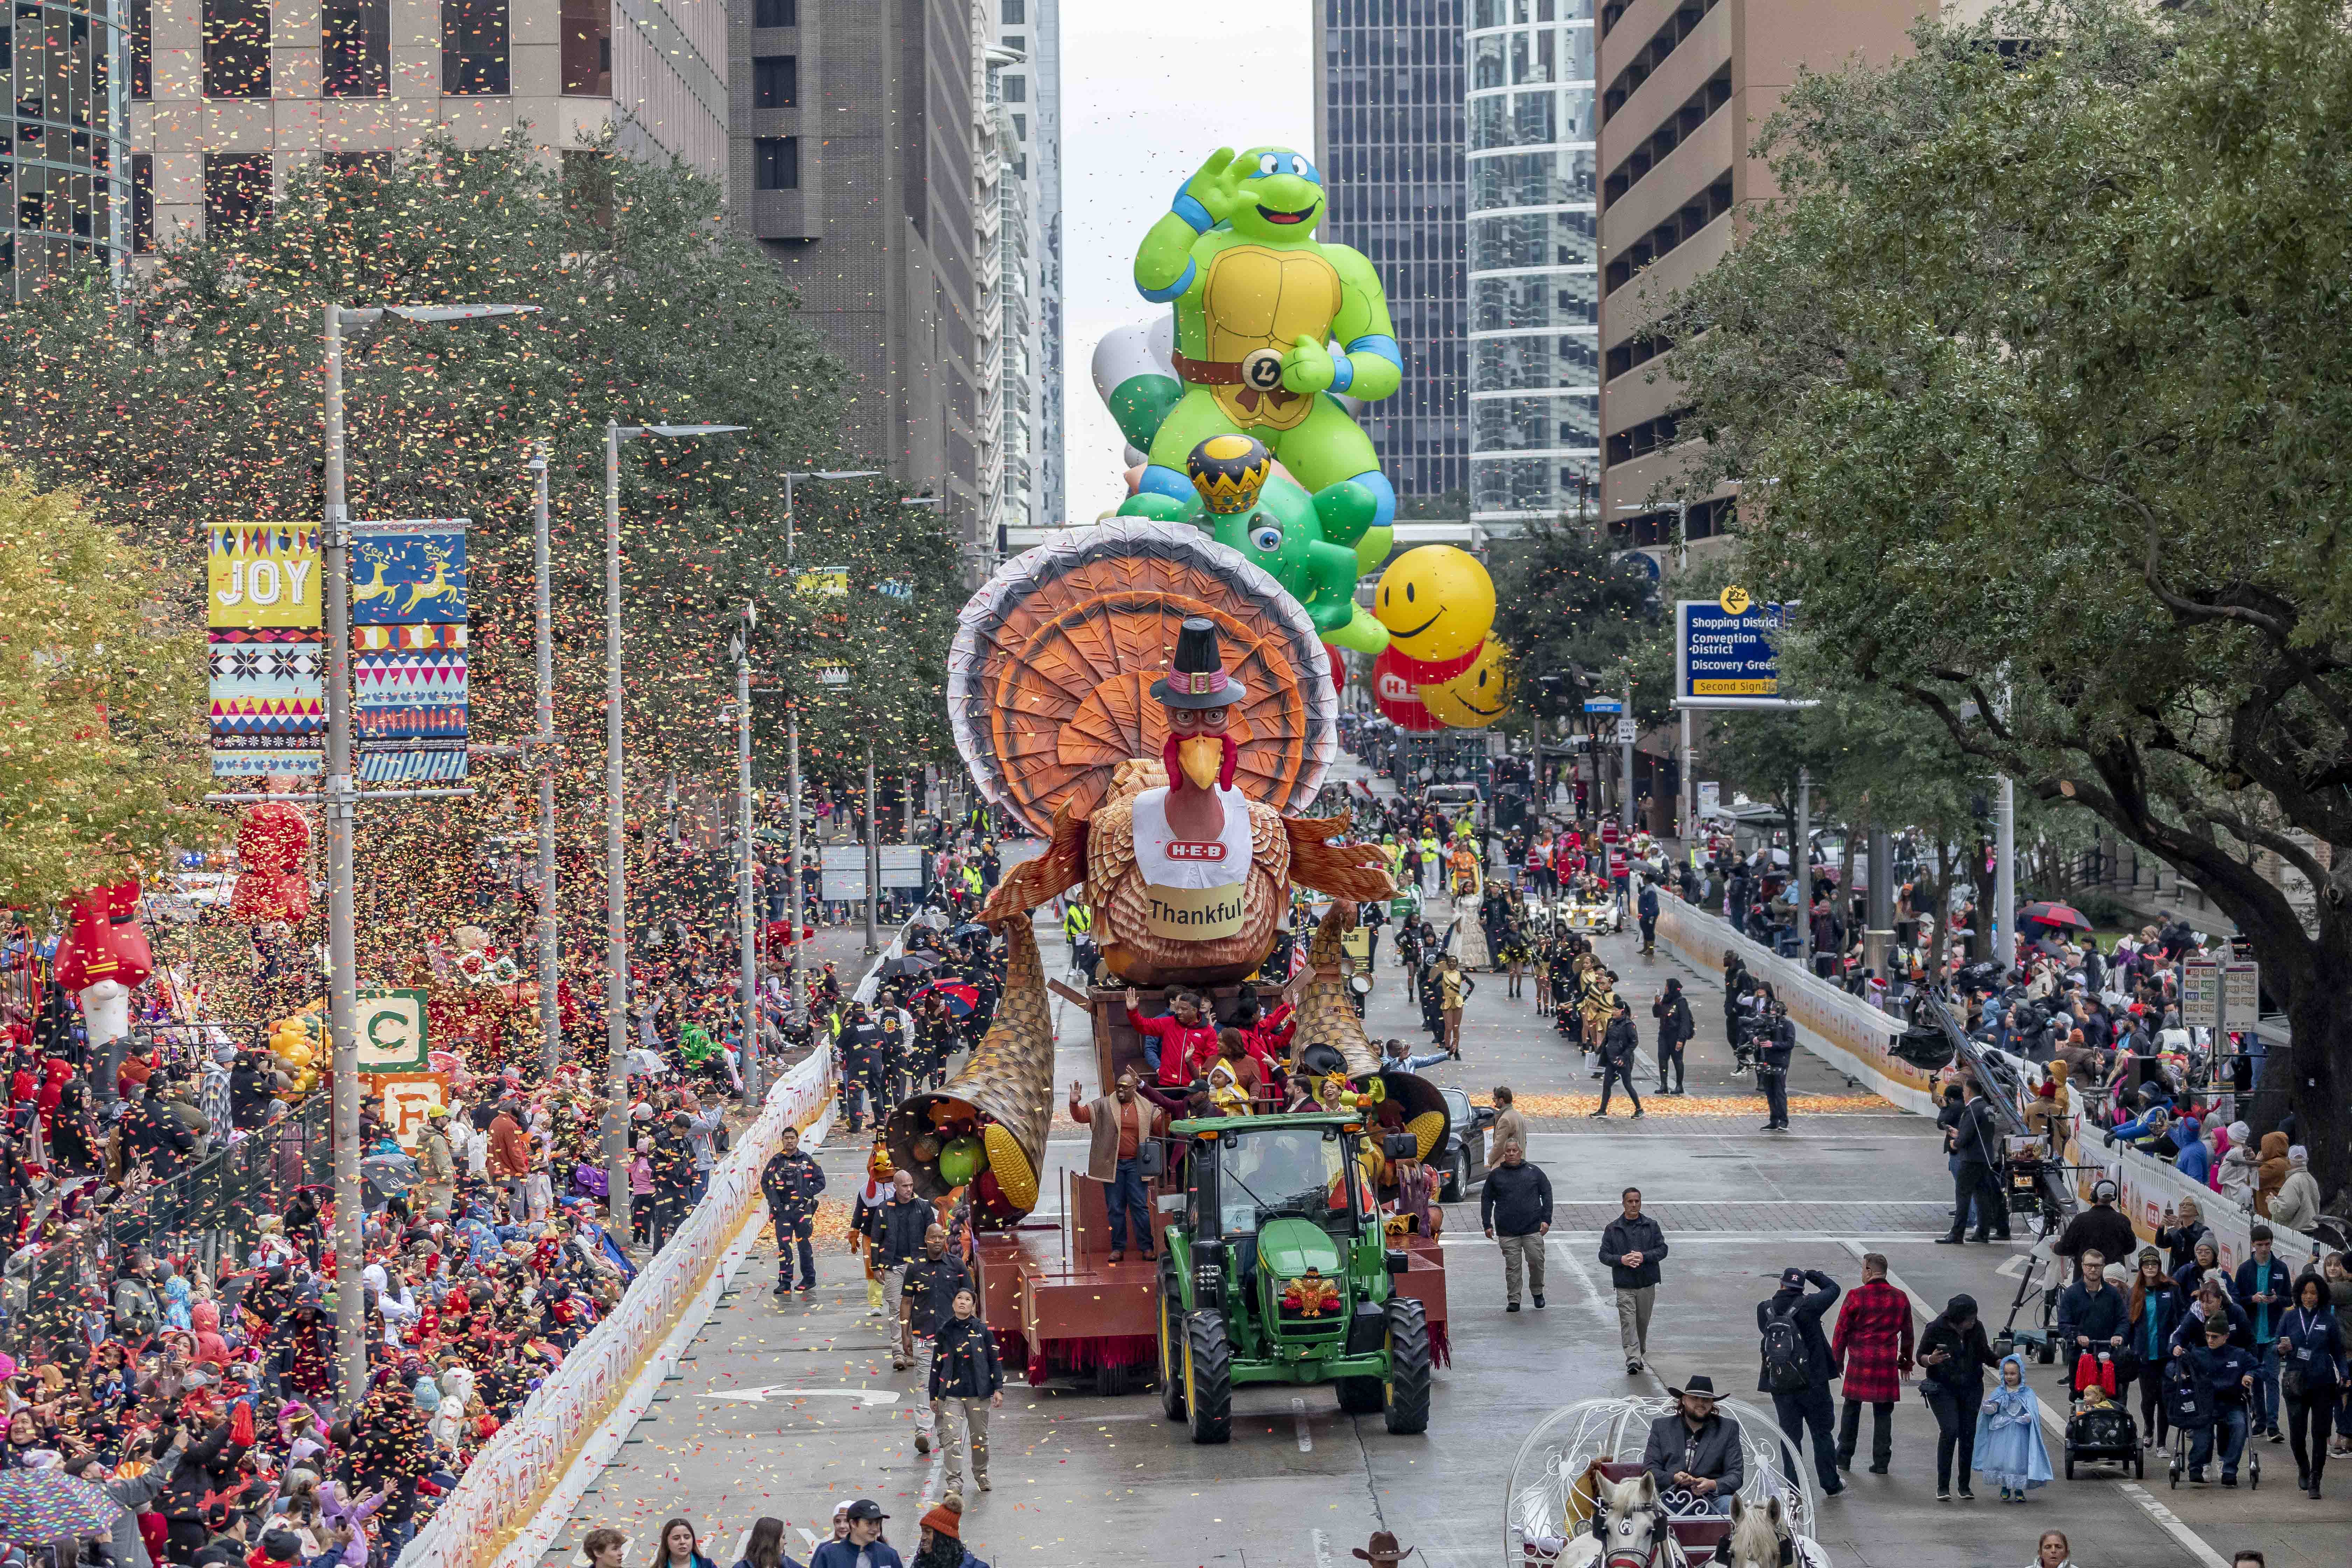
[[1157, 1262, 1187, 1421], [1184, 1310, 1234, 1444], [1383, 1296, 1433, 1435]]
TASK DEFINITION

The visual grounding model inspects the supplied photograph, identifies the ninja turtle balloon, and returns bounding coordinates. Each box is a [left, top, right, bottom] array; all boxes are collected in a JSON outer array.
[[1120, 435, 1389, 653], [1130, 145, 1403, 547]]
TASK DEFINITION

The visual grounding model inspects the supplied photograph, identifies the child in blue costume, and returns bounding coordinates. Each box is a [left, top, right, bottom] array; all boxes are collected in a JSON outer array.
[[1976, 1353, 2056, 1500]]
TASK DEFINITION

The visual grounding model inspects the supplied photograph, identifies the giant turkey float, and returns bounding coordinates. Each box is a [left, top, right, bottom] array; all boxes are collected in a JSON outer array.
[[887, 513, 1455, 1386]]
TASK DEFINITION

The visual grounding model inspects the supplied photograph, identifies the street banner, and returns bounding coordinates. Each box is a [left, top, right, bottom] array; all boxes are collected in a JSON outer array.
[[351, 521, 469, 781], [208, 522, 323, 776]]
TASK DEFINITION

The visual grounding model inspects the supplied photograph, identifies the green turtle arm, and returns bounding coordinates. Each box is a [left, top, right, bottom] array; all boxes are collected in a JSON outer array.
[[1135, 217, 1206, 303], [1325, 244, 1403, 402]]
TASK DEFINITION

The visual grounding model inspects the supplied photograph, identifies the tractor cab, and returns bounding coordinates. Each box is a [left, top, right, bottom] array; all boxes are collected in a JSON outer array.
[[1153, 1112, 1431, 1442]]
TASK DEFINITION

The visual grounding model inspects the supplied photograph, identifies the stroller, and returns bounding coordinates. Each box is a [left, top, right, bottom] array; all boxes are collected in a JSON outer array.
[[2162, 1358, 2260, 1490], [2061, 1360, 2142, 1479]]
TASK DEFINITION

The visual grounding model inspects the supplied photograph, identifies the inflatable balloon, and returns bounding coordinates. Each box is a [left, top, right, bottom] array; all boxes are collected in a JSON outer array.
[[938, 1135, 984, 1188], [1373, 647, 1446, 733], [1129, 145, 1402, 546], [1119, 434, 1389, 652], [1092, 316, 1183, 453], [1374, 545, 1494, 682], [1418, 637, 1514, 728]]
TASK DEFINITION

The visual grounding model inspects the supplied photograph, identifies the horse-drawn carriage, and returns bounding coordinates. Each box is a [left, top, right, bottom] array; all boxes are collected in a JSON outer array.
[[1504, 1397, 1830, 1568]]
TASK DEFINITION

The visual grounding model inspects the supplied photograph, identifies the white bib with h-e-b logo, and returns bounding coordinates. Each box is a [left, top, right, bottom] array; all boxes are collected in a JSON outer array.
[[1129, 785, 1252, 939]]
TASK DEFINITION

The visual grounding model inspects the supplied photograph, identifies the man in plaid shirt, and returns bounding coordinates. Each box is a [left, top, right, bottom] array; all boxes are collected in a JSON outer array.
[[1831, 1251, 1915, 1475]]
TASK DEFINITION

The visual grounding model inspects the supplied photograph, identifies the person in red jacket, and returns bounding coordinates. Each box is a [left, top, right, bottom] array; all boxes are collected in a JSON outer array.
[[1123, 987, 1218, 1088], [1830, 1251, 1916, 1475]]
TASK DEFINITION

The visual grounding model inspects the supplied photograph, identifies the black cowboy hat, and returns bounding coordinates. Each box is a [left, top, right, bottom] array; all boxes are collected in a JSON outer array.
[[1666, 1373, 1720, 1401], [1150, 617, 1248, 709], [1352, 1533, 1413, 1565]]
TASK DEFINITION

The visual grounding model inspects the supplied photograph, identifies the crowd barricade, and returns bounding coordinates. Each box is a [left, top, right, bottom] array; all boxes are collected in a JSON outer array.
[[1657, 891, 2329, 1268], [397, 1045, 836, 1568], [1654, 890, 1936, 1112]]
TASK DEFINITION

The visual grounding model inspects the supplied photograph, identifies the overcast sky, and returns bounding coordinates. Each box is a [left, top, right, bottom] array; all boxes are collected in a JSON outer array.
[[1059, 4, 1316, 522]]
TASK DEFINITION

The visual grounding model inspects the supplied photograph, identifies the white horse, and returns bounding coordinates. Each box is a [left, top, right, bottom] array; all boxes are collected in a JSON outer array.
[[1722, 1496, 1832, 1568], [1547, 1472, 1690, 1568]]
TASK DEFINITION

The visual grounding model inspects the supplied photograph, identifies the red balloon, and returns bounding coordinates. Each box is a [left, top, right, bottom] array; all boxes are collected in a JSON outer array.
[[1321, 643, 1347, 696], [1382, 639, 1483, 685], [1372, 649, 1446, 733]]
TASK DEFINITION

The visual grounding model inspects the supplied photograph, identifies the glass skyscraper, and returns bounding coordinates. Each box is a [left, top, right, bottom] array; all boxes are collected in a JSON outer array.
[[1464, 0, 1598, 528], [3, 0, 132, 301], [1312, 0, 1467, 512]]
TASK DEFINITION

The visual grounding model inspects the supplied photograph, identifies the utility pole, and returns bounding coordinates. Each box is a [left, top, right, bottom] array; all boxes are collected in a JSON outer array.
[[1619, 677, 1635, 835], [530, 443, 559, 1074], [1794, 766, 1812, 970], [1865, 826, 1893, 984], [319, 304, 365, 1405], [777, 468, 881, 1001], [314, 300, 535, 1402], [864, 739, 881, 954], [1679, 706, 1694, 847], [734, 606, 760, 1098], [604, 419, 747, 1242], [1995, 774, 2017, 972]]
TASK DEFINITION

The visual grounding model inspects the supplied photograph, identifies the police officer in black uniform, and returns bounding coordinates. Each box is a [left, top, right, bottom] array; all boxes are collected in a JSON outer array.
[[760, 1123, 827, 1293]]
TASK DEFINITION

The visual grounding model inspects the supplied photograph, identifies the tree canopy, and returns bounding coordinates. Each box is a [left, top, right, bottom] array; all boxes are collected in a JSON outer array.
[[0, 477, 210, 909], [1647, 0, 2352, 1188]]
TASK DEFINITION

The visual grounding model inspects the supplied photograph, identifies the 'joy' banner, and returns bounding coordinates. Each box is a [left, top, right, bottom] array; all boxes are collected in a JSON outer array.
[[209, 523, 323, 777]]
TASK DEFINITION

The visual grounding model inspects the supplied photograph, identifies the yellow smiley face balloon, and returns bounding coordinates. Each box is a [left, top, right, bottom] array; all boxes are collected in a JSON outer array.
[[1374, 545, 1496, 667], [1418, 638, 1514, 728]]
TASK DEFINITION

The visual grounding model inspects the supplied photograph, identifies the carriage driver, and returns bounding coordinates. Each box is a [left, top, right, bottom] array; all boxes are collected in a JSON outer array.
[[1642, 1374, 1746, 1515]]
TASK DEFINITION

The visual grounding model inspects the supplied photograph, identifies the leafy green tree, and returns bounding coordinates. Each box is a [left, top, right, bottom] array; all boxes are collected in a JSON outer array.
[[0, 136, 962, 962], [0, 477, 212, 908], [1653, 0, 2352, 1190]]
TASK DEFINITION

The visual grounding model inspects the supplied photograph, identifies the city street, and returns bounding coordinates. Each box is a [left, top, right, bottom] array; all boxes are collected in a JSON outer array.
[[537, 899, 2342, 1568]]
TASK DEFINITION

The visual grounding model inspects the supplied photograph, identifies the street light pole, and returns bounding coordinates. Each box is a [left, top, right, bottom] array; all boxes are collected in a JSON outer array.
[[1619, 677, 1635, 835], [603, 421, 629, 1243], [864, 738, 880, 954], [777, 468, 881, 1002], [531, 443, 559, 1074], [734, 606, 760, 1099], [604, 421, 749, 1242], [320, 304, 365, 1404], [320, 299, 537, 1402]]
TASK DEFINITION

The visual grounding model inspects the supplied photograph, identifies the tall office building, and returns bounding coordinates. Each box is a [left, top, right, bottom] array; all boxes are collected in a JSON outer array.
[[974, 32, 1018, 547], [4, 0, 135, 300], [990, 0, 1058, 527], [130, 0, 726, 250], [727, 0, 981, 558], [1463, 0, 1600, 533], [1596, 0, 1973, 554], [1311, 0, 1466, 514]]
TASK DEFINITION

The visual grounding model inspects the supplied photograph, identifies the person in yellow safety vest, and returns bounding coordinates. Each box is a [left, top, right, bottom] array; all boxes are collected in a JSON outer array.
[[1416, 832, 1442, 894], [959, 862, 983, 908], [1061, 901, 1092, 968], [1381, 835, 1405, 881]]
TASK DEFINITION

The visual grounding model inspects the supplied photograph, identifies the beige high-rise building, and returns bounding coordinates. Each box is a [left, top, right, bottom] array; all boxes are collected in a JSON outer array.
[[1594, 0, 1970, 559], [128, 0, 727, 250]]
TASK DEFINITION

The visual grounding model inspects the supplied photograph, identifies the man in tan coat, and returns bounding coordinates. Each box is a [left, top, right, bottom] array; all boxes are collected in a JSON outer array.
[[1069, 1069, 1167, 1262]]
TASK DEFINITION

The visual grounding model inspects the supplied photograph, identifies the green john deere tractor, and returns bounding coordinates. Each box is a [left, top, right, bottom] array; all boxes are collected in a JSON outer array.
[[1153, 1112, 1433, 1442]]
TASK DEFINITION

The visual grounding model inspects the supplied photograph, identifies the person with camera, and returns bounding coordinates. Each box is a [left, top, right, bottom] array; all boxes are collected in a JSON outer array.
[[1756, 999, 1795, 1133], [1937, 1078, 2009, 1244]]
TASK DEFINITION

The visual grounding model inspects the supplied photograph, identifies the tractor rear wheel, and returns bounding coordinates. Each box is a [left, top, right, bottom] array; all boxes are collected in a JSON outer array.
[[1157, 1261, 1187, 1420], [1383, 1296, 1433, 1435], [1184, 1310, 1234, 1444]]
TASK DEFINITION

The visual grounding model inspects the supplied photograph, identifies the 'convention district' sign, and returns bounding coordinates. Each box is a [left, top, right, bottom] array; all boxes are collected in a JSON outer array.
[[1677, 598, 1794, 704]]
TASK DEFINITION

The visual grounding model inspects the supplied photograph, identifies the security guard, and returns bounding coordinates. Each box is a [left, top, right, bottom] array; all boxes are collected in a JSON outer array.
[[760, 1123, 827, 1293]]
